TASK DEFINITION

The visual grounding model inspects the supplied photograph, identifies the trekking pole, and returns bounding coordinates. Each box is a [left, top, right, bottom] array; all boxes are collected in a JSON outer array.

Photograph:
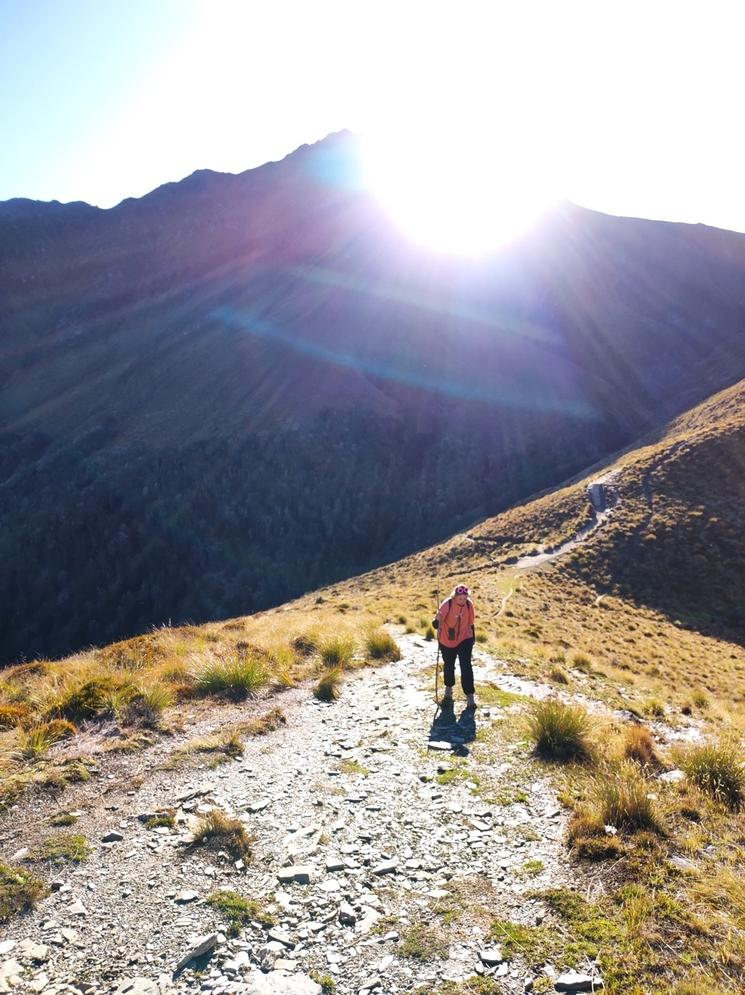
[[434, 588, 441, 706]]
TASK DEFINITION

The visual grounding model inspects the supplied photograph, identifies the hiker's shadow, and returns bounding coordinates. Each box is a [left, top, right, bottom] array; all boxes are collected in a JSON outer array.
[[429, 702, 477, 757]]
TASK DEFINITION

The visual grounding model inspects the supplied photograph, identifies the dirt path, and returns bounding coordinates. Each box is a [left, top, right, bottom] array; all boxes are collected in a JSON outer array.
[[1, 635, 609, 995]]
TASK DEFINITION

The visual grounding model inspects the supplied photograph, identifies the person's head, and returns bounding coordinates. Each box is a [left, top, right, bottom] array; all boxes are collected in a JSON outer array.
[[452, 583, 470, 604]]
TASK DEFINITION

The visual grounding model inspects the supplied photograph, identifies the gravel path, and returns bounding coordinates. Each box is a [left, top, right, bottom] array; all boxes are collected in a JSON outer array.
[[0, 634, 600, 995]]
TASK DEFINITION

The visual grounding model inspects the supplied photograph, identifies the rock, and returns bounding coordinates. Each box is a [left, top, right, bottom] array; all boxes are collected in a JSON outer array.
[[659, 768, 686, 784], [372, 859, 398, 875], [29, 975, 50, 993], [175, 890, 200, 903], [18, 940, 49, 963], [0, 946, 12, 959], [479, 947, 503, 966], [339, 902, 357, 926], [325, 857, 346, 872], [267, 928, 294, 949], [555, 972, 604, 992], [379, 954, 394, 971], [175, 933, 219, 971], [10, 847, 29, 862], [277, 865, 313, 884], [247, 799, 271, 813], [357, 908, 382, 934], [360, 977, 382, 992], [0, 961, 24, 992], [273, 959, 297, 972], [102, 830, 125, 843], [244, 970, 321, 994], [427, 741, 452, 751], [112, 980, 160, 995], [67, 900, 88, 916]]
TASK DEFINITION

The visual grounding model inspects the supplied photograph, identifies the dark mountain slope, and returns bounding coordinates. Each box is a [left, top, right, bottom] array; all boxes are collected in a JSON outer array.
[[2, 131, 745, 664]]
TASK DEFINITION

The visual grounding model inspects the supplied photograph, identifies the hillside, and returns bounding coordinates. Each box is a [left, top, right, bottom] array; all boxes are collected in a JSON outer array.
[[5, 132, 745, 664]]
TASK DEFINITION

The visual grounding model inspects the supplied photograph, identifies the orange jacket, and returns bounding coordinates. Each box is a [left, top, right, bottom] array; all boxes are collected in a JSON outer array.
[[437, 597, 475, 648]]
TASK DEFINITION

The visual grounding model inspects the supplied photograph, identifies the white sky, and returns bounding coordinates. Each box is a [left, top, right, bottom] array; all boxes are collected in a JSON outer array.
[[2, 0, 745, 232]]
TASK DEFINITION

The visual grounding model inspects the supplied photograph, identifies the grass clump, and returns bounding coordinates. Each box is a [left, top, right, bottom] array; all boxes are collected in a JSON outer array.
[[400, 923, 447, 961], [341, 758, 370, 776], [194, 656, 267, 700], [643, 698, 666, 718], [0, 704, 31, 729], [192, 809, 252, 860], [593, 763, 665, 834], [0, 863, 48, 924], [18, 720, 77, 759], [622, 725, 659, 767], [548, 665, 570, 684], [310, 974, 337, 995], [364, 628, 402, 662], [680, 740, 744, 809], [319, 635, 355, 668], [206, 889, 275, 935], [47, 677, 119, 722], [118, 682, 174, 727], [29, 832, 90, 864], [146, 810, 176, 829], [526, 699, 593, 762], [489, 918, 547, 958], [314, 668, 342, 702], [49, 811, 79, 827]]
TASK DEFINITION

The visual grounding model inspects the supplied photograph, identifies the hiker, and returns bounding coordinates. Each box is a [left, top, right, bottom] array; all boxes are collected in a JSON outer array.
[[434, 584, 476, 708]]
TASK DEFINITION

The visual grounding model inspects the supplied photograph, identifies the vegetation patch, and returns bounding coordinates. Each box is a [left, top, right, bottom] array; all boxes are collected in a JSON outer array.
[[194, 655, 268, 700], [146, 810, 176, 829], [49, 810, 79, 827], [206, 889, 275, 936], [319, 635, 355, 668], [526, 699, 593, 762], [0, 863, 48, 924], [400, 923, 447, 961], [364, 628, 402, 662], [340, 759, 370, 776], [192, 809, 252, 860], [314, 668, 342, 702], [29, 832, 89, 864], [679, 740, 744, 809]]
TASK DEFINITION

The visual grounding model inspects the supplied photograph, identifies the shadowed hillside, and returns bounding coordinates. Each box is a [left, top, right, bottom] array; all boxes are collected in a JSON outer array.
[[4, 131, 745, 664]]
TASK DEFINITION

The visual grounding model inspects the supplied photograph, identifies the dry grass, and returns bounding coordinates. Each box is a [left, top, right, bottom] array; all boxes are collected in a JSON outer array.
[[0, 863, 48, 924], [679, 740, 745, 810], [526, 700, 593, 763], [622, 725, 660, 768], [364, 627, 402, 662], [192, 809, 252, 860], [314, 668, 343, 702]]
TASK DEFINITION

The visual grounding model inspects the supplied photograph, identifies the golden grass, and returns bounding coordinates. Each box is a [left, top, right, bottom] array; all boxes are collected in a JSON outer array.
[[192, 809, 252, 860]]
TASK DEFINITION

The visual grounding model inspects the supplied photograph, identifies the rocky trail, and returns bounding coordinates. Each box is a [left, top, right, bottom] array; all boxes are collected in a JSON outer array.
[[0, 634, 629, 995]]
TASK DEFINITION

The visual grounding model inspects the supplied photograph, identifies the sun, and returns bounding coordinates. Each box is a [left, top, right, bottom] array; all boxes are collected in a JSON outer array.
[[361, 123, 558, 256]]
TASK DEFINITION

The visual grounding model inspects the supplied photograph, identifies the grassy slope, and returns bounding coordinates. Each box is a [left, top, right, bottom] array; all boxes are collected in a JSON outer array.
[[3, 379, 745, 992]]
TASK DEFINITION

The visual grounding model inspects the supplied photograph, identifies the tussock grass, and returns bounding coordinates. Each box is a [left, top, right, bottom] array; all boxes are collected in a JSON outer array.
[[400, 923, 447, 961], [29, 832, 90, 864], [0, 863, 48, 924], [680, 740, 744, 809], [0, 704, 31, 729], [118, 681, 174, 727], [194, 655, 268, 700], [192, 809, 252, 860], [592, 763, 665, 834], [364, 627, 402, 662], [526, 699, 593, 762], [319, 635, 355, 668], [314, 668, 342, 702], [622, 725, 660, 767], [548, 665, 570, 684], [49, 811, 79, 827], [206, 889, 275, 935], [18, 720, 77, 759]]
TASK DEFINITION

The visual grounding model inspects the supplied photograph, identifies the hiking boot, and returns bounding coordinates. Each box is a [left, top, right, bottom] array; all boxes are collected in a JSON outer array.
[[465, 694, 477, 709]]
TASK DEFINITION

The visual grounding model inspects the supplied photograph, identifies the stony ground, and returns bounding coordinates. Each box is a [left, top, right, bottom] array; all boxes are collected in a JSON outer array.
[[0, 634, 622, 995]]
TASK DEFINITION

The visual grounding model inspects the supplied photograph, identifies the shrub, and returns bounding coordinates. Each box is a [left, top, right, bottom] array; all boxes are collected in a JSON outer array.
[[623, 725, 659, 767], [594, 763, 665, 833], [207, 890, 275, 935], [526, 700, 592, 762], [0, 863, 47, 923], [192, 809, 252, 860], [314, 668, 342, 702], [194, 656, 267, 700], [364, 628, 402, 662], [548, 665, 570, 684], [319, 635, 355, 668], [680, 741, 744, 809]]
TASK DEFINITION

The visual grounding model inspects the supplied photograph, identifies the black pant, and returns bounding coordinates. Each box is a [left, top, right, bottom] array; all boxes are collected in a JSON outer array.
[[439, 637, 475, 695]]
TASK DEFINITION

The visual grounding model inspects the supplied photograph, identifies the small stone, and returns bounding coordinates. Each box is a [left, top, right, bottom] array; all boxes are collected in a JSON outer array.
[[67, 900, 88, 916], [427, 741, 452, 751], [555, 972, 604, 992], [175, 890, 200, 904], [112, 979, 160, 995], [175, 933, 219, 972], [267, 928, 294, 949], [372, 859, 398, 876], [659, 768, 686, 784], [102, 830, 125, 843], [273, 959, 297, 972], [339, 902, 357, 926], [29, 974, 50, 993], [277, 865, 313, 884], [0, 944, 13, 957], [325, 857, 346, 872], [244, 970, 321, 994], [479, 947, 503, 966], [247, 799, 271, 813], [359, 977, 381, 993], [18, 940, 49, 963]]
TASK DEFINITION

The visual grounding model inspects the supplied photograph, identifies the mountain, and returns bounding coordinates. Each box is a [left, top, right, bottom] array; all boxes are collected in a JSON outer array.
[[4, 131, 745, 665]]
